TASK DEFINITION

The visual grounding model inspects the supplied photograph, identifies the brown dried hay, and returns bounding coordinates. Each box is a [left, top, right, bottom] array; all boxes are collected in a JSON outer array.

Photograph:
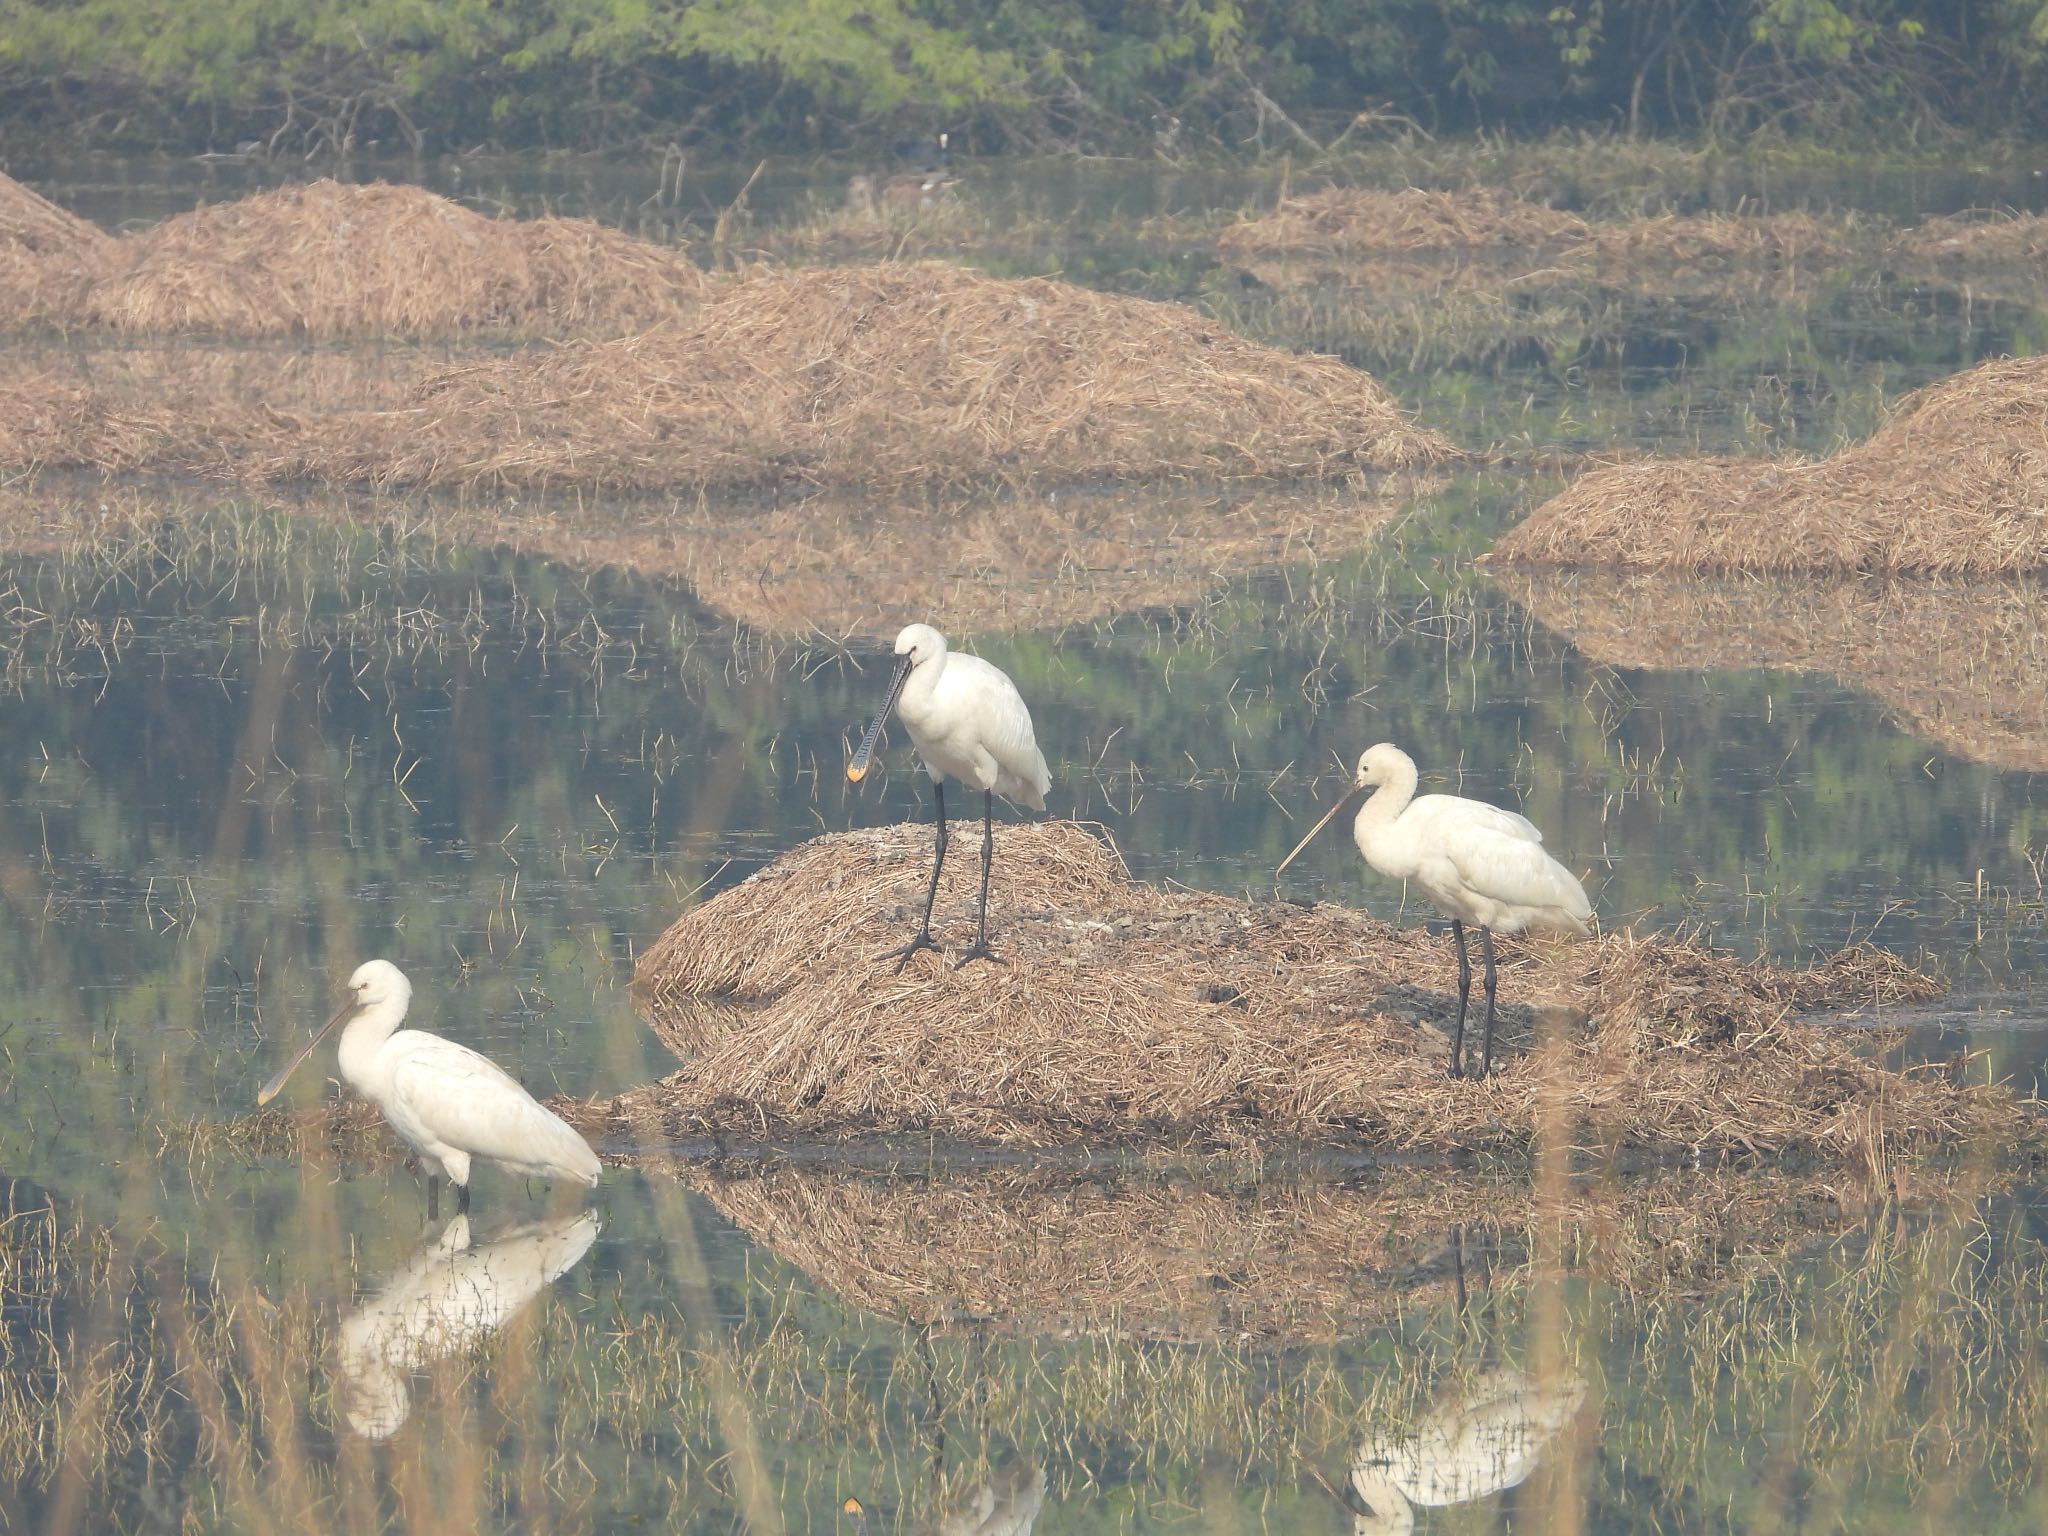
[[1496, 569, 2048, 773], [0, 170, 116, 324], [630, 1158, 1973, 1344], [618, 821, 2003, 1158], [255, 262, 1455, 492], [1488, 354, 2048, 574], [1218, 187, 1589, 259], [1889, 209, 2048, 273], [445, 479, 1425, 639], [1569, 212, 1852, 291], [78, 179, 710, 338]]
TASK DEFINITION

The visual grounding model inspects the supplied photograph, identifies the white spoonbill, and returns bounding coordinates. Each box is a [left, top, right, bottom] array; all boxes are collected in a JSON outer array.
[[1348, 1366, 1587, 1534], [257, 960, 601, 1214], [1276, 743, 1592, 1079], [847, 623, 1051, 969]]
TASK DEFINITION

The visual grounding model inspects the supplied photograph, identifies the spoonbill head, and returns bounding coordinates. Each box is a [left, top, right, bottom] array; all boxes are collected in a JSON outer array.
[[257, 959, 601, 1214], [846, 623, 1051, 970], [1277, 743, 1592, 1079]]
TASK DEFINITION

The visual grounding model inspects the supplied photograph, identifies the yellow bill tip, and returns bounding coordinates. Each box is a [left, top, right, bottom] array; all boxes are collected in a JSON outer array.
[[843, 1499, 865, 1516], [846, 763, 868, 783]]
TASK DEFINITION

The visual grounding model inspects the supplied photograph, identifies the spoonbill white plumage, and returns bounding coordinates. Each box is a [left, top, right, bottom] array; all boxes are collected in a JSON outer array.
[[256, 960, 601, 1214], [846, 623, 1051, 969], [1348, 1366, 1587, 1534], [1276, 743, 1592, 1079]]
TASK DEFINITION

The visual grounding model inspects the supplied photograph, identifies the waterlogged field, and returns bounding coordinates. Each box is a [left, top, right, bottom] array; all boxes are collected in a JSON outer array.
[[1, 155, 2045, 1531]]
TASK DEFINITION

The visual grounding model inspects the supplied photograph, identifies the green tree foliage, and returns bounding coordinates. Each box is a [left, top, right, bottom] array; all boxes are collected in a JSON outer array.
[[3, 0, 2048, 156]]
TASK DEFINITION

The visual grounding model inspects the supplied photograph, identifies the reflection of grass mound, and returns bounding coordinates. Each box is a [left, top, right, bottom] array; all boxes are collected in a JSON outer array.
[[621, 822, 1993, 1156], [1496, 570, 2048, 772], [79, 180, 709, 337], [1890, 210, 2048, 273], [0, 170, 115, 323], [1489, 355, 2048, 574], [666, 1161, 1967, 1343], [1219, 187, 1588, 258], [1572, 212, 1850, 290], [454, 481, 1422, 638], [266, 262, 1453, 491]]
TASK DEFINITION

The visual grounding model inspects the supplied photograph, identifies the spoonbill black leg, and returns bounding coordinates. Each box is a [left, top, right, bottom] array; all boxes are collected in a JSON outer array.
[[428, 1176, 441, 1222], [881, 780, 947, 969], [1448, 919, 1473, 1079], [955, 791, 1005, 969], [1477, 928, 1500, 1079]]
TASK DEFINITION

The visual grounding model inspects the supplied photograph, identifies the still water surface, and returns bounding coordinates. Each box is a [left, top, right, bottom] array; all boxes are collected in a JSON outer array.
[[0, 157, 2043, 1531]]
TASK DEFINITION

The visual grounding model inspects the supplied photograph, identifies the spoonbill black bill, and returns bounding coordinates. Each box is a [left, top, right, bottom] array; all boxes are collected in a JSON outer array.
[[257, 959, 601, 1213], [847, 623, 1051, 969], [1276, 743, 1592, 1079]]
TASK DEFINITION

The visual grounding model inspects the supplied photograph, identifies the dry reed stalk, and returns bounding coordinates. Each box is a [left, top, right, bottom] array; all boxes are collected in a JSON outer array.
[[638, 1159, 2004, 1344], [615, 822, 1997, 1157], [78, 180, 710, 338], [252, 261, 1456, 492], [1218, 187, 1589, 259], [1489, 354, 2048, 574], [437, 479, 1426, 638], [0, 171, 116, 325], [1496, 569, 2048, 771]]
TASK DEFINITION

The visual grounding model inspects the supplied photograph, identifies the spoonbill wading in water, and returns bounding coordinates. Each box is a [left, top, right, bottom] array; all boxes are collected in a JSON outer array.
[[1277, 744, 1592, 1080], [847, 623, 1051, 969], [257, 960, 601, 1215]]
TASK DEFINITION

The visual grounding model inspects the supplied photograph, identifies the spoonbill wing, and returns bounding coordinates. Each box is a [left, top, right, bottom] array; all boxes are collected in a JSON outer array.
[[388, 1037, 601, 1185]]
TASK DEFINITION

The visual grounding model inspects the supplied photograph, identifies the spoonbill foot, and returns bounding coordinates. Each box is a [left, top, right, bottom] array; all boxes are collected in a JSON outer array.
[[953, 941, 1006, 970], [879, 931, 943, 971]]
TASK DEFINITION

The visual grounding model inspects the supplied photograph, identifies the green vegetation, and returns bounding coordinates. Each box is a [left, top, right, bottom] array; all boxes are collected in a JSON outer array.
[[6, 0, 2048, 154]]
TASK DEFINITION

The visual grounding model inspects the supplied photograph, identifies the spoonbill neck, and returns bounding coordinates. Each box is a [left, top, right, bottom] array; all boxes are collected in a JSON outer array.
[[897, 647, 946, 717], [336, 995, 411, 1092], [1355, 761, 1419, 838]]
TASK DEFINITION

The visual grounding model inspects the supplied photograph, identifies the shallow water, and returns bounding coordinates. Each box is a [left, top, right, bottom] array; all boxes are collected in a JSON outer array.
[[1, 156, 2046, 1530]]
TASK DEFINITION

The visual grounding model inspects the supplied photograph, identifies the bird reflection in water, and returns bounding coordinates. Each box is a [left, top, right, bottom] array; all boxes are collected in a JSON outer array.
[[1345, 1365, 1587, 1534], [337, 1208, 602, 1439], [844, 1460, 1046, 1536]]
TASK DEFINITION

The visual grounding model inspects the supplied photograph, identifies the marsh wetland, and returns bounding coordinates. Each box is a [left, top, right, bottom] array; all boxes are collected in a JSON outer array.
[[1, 152, 2046, 1531]]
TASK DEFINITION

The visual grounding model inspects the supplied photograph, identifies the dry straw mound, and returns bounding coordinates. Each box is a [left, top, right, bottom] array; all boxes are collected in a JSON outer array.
[[1497, 570, 2048, 772], [1571, 212, 1851, 291], [446, 480, 1424, 638], [0, 170, 116, 323], [1890, 210, 2048, 271], [262, 261, 1453, 491], [620, 822, 2000, 1157], [1219, 187, 1589, 259], [79, 179, 709, 338], [1489, 355, 2048, 574], [643, 1160, 1962, 1343]]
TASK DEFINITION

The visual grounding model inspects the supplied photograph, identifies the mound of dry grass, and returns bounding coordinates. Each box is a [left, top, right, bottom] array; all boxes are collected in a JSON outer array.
[[637, 1159, 1959, 1343], [1571, 212, 1852, 290], [1489, 355, 2048, 574], [1219, 187, 1589, 259], [617, 821, 1998, 1158], [1890, 210, 2048, 271], [258, 261, 1454, 491], [1496, 569, 2048, 772], [0, 171, 116, 323], [445, 479, 1425, 638], [78, 179, 710, 338]]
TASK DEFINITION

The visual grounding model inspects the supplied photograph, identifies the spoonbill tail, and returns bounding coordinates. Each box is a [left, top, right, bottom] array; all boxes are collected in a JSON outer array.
[[847, 623, 1051, 969], [257, 959, 601, 1213], [1348, 1366, 1587, 1534], [1277, 743, 1592, 1079]]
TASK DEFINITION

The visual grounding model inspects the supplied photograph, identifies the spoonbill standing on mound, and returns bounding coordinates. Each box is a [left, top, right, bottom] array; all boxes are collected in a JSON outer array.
[[847, 623, 1051, 970], [257, 960, 601, 1215], [1276, 743, 1592, 1080]]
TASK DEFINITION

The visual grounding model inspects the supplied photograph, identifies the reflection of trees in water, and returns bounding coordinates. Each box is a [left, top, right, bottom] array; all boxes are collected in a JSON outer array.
[[338, 1208, 601, 1440]]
